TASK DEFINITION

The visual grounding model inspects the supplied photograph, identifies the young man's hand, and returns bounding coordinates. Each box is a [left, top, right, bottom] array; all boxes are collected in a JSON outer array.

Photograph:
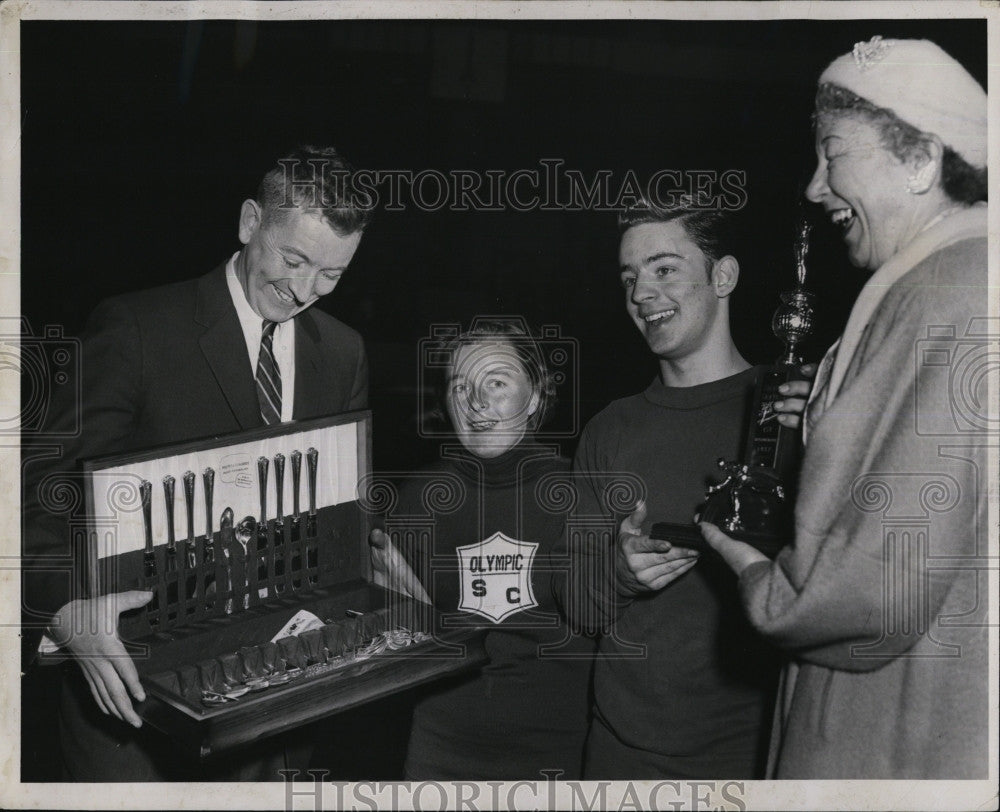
[[616, 501, 700, 594]]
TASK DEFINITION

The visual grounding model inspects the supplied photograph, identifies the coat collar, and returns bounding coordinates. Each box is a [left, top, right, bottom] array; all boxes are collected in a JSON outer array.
[[194, 262, 261, 430], [291, 305, 326, 420]]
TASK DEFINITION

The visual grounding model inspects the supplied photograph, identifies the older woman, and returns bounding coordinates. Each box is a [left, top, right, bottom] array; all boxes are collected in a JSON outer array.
[[702, 37, 988, 778]]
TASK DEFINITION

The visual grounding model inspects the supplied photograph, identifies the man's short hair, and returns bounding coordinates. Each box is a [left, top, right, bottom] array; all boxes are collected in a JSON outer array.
[[256, 145, 374, 234], [618, 197, 739, 273]]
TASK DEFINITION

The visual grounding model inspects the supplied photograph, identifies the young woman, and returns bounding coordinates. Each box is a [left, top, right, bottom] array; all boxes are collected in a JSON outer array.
[[370, 318, 595, 779]]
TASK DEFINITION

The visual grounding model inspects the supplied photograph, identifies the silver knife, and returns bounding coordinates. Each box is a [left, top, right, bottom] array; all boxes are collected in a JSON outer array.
[[141, 479, 154, 578], [273, 453, 285, 534], [290, 449, 302, 543], [220, 507, 235, 614], [203, 467, 215, 564], [183, 470, 196, 568], [257, 456, 269, 535], [163, 475, 177, 573], [182, 470, 198, 612], [306, 447, 318, 538]]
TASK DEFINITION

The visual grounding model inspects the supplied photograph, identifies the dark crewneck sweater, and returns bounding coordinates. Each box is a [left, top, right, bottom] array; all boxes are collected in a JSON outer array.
[[572, 368, 779, 773]]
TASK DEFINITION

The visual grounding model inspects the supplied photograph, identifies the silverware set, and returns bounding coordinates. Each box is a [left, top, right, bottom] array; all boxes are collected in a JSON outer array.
[[138, 447, 322, 625]]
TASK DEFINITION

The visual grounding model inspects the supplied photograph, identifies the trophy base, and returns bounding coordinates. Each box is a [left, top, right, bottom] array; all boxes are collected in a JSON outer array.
[[649, 522, 787, 559]]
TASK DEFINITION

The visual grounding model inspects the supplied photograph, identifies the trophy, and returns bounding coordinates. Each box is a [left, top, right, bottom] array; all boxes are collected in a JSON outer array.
[[651, 219, 816, 558]]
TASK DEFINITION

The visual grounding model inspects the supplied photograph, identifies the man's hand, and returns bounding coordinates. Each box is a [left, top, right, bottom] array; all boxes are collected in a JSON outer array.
[[369, 528, 431, 604], [49, 591, 153, 727], [699, 522, 768, 577], [774, 363, 817, 430], [616, 501, 700, 594]]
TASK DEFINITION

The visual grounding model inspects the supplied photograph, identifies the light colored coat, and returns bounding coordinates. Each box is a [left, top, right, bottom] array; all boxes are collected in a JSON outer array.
[[740, 225, 991, 778]]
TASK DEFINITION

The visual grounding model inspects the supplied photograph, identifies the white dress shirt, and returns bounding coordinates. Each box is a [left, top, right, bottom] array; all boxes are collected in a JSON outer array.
[[226, 253, 296, 422]]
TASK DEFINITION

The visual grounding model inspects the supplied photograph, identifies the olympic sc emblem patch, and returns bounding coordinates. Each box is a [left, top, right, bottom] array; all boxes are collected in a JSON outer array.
[[455, 532, 539, 623]]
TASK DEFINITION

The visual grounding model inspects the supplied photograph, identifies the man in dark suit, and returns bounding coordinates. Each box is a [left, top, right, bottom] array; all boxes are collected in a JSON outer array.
[[21, 145, 372, 780]]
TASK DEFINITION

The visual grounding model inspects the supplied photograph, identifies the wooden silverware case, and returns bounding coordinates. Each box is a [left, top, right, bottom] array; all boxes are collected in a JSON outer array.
[[78, 411, 484, 760]]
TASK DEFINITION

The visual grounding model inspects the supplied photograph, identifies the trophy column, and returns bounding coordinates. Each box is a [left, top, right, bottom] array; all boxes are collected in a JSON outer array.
[[745, 222, 816, 483]]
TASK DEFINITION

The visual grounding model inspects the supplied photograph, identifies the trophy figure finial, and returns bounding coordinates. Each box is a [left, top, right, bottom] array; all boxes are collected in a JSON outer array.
[[772, 217, 816, 367], [795, 219, 812, 288]]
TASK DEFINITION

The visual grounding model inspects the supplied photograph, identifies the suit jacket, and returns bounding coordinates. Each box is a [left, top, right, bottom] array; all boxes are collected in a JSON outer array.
[[22, 263, 368, 654]]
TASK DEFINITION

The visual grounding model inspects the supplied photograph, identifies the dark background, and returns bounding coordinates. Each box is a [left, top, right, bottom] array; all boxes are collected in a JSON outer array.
[[19, 16, 986, 780]]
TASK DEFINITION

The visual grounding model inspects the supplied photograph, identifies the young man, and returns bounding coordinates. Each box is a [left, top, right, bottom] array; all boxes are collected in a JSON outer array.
[[22, 145, 372, 780], [571, 202, 807, 778]]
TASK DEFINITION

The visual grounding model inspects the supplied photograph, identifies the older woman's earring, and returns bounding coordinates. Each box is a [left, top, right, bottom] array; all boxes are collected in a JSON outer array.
[[906, 161, 937, 194]]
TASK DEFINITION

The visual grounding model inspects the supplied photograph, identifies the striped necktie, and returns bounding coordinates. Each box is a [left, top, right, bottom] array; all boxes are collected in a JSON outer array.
[[256, 320, 282, 425]]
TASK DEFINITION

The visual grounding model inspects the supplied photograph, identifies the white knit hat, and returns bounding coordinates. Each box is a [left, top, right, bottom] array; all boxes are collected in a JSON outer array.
[[819, 36, 987, 168]]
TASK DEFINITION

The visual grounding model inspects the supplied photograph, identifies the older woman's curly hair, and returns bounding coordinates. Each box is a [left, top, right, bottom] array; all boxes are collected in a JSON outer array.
[[428, 318, 557, 432], [814, 83, 987, 205]]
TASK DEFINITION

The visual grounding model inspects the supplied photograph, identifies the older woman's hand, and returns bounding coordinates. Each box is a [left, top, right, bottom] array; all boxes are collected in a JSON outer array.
[[699, 522, 768, 577], [774, 363, 817, 430]]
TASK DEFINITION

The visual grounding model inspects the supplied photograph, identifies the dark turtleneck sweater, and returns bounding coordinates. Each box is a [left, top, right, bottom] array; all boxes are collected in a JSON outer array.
[[398, 440, 595, 780]]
